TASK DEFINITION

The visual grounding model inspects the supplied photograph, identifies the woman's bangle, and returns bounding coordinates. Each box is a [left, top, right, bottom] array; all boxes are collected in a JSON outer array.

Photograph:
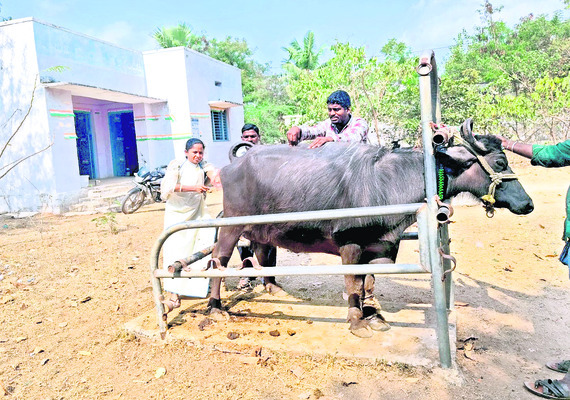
[[510, 141, 518, 152]]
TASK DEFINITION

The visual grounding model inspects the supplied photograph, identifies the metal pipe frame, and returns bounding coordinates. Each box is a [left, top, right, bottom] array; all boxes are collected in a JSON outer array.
[[149, 203, 424, 339], [155, 264, 429, 279], [149, 50, 454, 368]]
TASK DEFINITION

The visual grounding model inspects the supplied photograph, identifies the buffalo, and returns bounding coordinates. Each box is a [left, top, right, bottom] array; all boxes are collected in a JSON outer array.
[[207, 122, 534, 337]]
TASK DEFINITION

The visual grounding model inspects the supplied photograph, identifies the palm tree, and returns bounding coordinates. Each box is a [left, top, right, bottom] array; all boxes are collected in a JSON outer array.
[[282, 31, 323, 71]]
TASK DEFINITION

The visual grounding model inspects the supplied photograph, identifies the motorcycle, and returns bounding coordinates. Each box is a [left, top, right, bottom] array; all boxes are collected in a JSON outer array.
[[121, 165, 167, 214]]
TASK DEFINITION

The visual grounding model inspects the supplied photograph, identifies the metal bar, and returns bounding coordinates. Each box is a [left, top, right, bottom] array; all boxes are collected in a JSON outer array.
[[168, 245, 215, 273], [439, 224, 454, 310], [400, 232, 418, 240], [416, 205, 431, 273], [418, 50, 452, 368], [426, 196, 451, 368], [150, 260, 167, 336], [154, 263, 429, 278], [162, 203, 423, 236], [419, 51, 438, 200]]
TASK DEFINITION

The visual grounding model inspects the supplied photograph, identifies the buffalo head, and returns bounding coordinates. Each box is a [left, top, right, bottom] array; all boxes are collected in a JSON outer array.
[[435, 118, 534, 215]]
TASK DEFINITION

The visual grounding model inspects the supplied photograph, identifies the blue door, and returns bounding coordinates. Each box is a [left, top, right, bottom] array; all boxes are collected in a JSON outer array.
[[74, 111, 96, 178], [109, 111, 138, 176]]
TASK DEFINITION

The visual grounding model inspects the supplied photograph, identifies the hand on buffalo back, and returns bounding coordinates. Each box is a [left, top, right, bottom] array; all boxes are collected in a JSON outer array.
[[287, 126, 301, 146], [308, 136, 334, 149]]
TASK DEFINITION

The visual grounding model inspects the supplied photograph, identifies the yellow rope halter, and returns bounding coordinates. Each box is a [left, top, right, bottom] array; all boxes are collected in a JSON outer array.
[[451, 133, 518, 212]]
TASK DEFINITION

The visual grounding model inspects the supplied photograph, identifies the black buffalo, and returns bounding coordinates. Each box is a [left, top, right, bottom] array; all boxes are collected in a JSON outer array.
[[208, 125, 534, 337]]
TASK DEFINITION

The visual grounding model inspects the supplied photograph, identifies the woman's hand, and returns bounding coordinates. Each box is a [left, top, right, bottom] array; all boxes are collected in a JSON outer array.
[[177, 184, 209, 193], [192, 185, 210, 193], [207, 169, 222, 189]]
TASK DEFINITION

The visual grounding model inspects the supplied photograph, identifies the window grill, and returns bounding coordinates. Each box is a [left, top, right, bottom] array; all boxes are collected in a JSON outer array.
[[211, 110, 229, 141]]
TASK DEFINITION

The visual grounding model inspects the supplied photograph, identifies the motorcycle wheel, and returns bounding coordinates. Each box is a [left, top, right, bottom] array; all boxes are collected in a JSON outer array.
[[121, 188, 147, 214]]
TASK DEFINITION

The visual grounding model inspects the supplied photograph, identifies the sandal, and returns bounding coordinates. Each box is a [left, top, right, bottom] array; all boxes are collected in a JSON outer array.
[[547, 360, 570, 374], [524, 379, 570, 399]]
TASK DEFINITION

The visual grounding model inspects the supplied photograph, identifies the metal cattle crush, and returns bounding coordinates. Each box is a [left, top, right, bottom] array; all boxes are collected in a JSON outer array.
[[149, 50, 456, 368]]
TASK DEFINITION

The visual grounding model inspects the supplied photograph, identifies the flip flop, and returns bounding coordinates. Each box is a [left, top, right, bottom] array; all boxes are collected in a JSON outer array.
[[524, 379, 570, 399], [547, 360, 570, 374]]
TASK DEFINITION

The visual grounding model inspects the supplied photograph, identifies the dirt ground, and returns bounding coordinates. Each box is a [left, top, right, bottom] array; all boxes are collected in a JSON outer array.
[[1, 153, 569, 400]]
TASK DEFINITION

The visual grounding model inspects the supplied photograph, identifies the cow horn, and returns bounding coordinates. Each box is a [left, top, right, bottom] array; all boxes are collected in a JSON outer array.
[[460, 118, 486, 153]]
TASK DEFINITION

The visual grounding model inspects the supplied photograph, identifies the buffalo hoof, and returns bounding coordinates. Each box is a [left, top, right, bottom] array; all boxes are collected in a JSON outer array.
[[349, 319, 373, 338], [347, 307, 373, 338], [265, 283, 288, 297], [367, 314, 391, 332], [208, 307, 229, 322]]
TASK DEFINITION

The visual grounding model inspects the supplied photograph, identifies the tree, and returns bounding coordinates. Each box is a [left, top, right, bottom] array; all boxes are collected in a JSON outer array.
[[153, 23, 293, 143], [152, 23, 207, 50], [442, 2, 570, 141], [282, 31, 324, 75], [285, 41, 420, 144]]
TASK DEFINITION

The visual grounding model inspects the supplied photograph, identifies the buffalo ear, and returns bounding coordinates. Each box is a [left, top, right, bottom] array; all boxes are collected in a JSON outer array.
[[436, 146, 476, 172]]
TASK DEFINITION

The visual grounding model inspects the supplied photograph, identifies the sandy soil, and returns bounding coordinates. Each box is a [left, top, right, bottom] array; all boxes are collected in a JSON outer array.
[[1, 154, 569, 400]]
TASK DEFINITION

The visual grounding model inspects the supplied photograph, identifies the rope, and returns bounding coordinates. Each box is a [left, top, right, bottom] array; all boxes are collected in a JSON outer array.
[[429, 122, 520, 216], [437, 165, 446, 199], [451, 133, 518, 206]]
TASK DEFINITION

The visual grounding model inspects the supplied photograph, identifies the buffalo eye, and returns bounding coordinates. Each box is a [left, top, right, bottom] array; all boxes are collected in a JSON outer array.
[[494, 158, 507, 170]]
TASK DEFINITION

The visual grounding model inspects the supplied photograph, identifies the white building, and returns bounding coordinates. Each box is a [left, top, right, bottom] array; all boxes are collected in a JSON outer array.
[[0, 18, 244, 213]]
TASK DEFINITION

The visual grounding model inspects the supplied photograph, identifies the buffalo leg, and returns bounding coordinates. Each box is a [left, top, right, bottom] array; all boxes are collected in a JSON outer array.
[[363, 266, 390, 332], [254, 245, 286, 296], [360, 242, 399, 332], [340, 244, 372, 338], [208, 225, 242, 318]]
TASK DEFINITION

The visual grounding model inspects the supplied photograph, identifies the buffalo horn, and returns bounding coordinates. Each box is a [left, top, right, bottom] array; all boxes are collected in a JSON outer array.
[[460, 118, 486, 153]]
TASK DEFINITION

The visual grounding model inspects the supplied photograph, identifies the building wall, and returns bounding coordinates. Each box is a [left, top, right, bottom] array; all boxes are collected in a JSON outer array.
[[185, 49, 244, 168], [133, 102, 175, 169], [143, 48, 244, 168], [0, 18, 56, 212], [0, 19, 244, 212], [32, 19, 147, 96]]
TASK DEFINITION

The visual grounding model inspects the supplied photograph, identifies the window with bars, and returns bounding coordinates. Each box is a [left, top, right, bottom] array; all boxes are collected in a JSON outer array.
[[211, 110, 229, 141]]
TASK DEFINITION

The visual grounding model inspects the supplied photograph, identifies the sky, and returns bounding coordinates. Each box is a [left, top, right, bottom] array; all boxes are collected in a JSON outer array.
[[2, 0, 568, 73]]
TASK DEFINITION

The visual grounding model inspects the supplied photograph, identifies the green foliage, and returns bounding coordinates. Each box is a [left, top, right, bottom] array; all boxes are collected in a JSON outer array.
[[92, 212, 119, 235], [152, 6, 570, 147], [243, 74, 294, 144], [442, 2, 570, 141], [285, 40, 420, 144], [282, 31, 324, 73], [46, 66, 70, 73], [153, 23, 195, 48]]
